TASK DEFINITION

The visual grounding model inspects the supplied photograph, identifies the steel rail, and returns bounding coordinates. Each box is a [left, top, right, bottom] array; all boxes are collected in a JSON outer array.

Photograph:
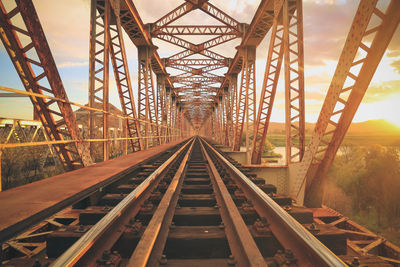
[[51, 138, 194, 267], [199, 139, 266, 266], [127, 139, 195, 266], [201, 138, 346, 267]]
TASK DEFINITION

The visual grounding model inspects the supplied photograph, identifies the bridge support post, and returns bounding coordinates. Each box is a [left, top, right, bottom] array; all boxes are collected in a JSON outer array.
[[228, 74, 238, 149], [108, 1, 143, 153], [233, 46, 256, 155], [283, 0, 305, 165], [138, 46, 160, 148], [251, 3, 284, 164], [157, 74, 167, 144], [89, 0, 110, 161]]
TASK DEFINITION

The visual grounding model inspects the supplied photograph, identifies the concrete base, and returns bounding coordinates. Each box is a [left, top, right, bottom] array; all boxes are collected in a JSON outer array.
[[244, 166, 288, 195], [220, 148, 289, 195]]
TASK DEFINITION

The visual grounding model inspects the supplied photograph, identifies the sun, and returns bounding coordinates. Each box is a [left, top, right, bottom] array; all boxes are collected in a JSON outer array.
[[355, 93, 400, 130]]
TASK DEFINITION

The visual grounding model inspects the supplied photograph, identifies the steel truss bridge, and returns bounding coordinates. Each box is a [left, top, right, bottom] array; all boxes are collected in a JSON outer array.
[[0, 0, 400, 266]]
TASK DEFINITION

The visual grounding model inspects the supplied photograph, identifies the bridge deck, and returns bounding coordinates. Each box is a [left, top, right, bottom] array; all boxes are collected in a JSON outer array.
[[0, 139, 187, 242]]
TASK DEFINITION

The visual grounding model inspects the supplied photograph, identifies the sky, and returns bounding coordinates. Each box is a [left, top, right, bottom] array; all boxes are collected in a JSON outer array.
[[0, 0, 399, 127]]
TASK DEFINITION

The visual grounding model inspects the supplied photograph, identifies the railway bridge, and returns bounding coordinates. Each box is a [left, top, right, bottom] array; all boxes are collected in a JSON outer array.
[[0, 0, 399, 266]]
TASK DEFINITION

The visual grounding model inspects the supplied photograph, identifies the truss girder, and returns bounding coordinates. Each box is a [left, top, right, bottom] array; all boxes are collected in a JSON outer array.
[[283, 0, 305, 164], [291, 0, 400, 207], [232, 46, 256, 152], [153, 2, 195, 32], [109, 4, 143, 152], [88, 0, 111, 161], [196, 1, 242, 32], [0, 0, 93, 169], [157, 75, 168, 144], [165, 58, 230, 67], [251, 7, 284, 164], [138, 46, 160, 148], [154, 25, 240, 36]]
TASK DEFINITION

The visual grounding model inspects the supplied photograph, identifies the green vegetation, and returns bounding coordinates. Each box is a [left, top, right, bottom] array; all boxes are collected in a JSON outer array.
[[324, 145, 400, 245], [1, 147, 64, 190]]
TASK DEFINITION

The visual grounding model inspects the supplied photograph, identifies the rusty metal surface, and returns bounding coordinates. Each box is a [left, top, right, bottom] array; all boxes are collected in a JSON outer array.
[[202, 139, 346, 266], [127, 140, 194, 266], [0, 138, 188, 243], [199, 139, 265, 266], [0, 0, 93, 169], [52, 138, 193, 266]]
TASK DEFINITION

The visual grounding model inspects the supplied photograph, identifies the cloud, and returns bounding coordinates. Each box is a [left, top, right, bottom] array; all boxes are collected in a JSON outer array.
[[391, 59, 400, 74], [364, 80, 400, 103], [58, 61, 88, 68]]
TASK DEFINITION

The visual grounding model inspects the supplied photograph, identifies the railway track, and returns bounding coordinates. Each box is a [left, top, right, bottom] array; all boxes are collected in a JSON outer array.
[[4, 136, 393, 266]]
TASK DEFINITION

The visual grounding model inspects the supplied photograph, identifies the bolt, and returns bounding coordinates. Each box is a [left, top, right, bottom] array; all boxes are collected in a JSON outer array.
[[102, 250, 111, 260], [170, 222, 176, 229], [227, 255, 237, 266], [285, 249, 294, 259], [350, 257, 360, 267], [219, 222, 225, 229], [159, 254, 168, 265]]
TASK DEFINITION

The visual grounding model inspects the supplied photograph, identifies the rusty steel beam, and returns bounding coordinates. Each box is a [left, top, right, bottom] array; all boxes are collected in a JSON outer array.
[[283, 0, 305, 164], [119, 0, 174, 90], [220, 0, 275, 89], [0, 0, 93, 169], [138, 46, 160, 148], [194, 1, 242, 32], [165, 58, 230, 67], [152, 2, 195, 32], [157, 74, 168, 144], [291, 0, 400, 207], [171, 76, 224, 84], [160, 34, 236, 61], [232, 46, 256, 153], [228, 74, 238, 149], [251, 3, 284, 164], [88, 0, 111, 161], [109, 2, 143, 152], [153, 25, 240, 35]]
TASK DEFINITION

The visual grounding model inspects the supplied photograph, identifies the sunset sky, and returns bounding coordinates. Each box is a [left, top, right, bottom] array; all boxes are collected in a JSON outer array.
[[0, 0, 399, 127]]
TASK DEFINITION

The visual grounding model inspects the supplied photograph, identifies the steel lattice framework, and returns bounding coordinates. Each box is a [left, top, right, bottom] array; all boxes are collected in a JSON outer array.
[[0, 0, 399, 208]]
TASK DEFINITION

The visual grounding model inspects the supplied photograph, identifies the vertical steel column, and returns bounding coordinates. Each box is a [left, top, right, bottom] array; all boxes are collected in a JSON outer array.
[[165, 88, 172, 143], [108, 1, 143, 152], [138, 46, 160, 148], [89, 0, 110, 161], [229, 74, 238, 149], [170, 95, 176, 140], [232, 46, 256, 152], [251, 2, 284, 164], [283, 0, 305, 165], [222, 89, 229, 145], [157, 75, 167, 144]]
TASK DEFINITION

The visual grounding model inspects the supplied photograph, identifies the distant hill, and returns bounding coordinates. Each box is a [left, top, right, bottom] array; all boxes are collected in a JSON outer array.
[[266, 119, 400, 136]]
